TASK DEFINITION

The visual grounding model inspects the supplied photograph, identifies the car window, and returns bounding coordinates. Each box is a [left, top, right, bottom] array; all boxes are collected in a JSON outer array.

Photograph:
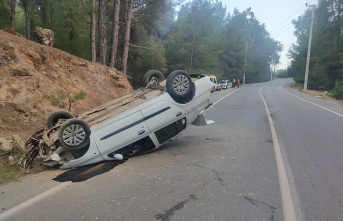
[[107, 136, 155, 158], [155, 118, 187, 144]]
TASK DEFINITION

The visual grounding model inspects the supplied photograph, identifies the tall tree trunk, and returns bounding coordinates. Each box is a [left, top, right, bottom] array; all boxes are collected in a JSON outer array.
[[121, 0, 133, 74], [109, 0, 120, 67], [39, 0, 50, 26], [336, 1, 342, 48], [24, 10, 30, 39], [98, 0, 107, 64], [9, 0, 16, 30], [90, 0, 97, 62], [23, 0, 30, 39]]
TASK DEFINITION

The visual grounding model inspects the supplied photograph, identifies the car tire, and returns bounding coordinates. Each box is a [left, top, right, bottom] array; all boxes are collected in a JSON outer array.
[[166, 70, 194, 103], [47, 110, 74, 129], [58, 118, 91, 150], [173, 82, 196, 104], [188, 82, 196, 100], [143, 70, 165, 87]]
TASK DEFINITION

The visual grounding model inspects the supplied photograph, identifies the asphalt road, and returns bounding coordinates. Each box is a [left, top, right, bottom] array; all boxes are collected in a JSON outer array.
[[1, 79, 343, 221]]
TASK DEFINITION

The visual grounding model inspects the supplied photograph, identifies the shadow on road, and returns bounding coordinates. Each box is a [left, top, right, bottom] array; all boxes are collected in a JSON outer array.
[[53, 160, 127, 183]]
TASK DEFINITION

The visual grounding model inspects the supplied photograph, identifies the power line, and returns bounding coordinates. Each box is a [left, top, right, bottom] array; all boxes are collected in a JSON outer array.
[[270, 6, 305, 33], [269, 0, 313, 34], [271, 23, 293, 37]]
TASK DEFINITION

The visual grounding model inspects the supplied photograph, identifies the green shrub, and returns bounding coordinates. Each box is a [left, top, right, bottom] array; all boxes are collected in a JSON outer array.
[[71, 90, 87, 102], [330, 80, 343, 100], [50, 90, 68, 108], [50, 90, 87, 111]]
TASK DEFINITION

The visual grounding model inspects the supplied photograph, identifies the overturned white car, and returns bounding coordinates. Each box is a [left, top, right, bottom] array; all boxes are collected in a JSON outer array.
[[20, 70, 214, 169]]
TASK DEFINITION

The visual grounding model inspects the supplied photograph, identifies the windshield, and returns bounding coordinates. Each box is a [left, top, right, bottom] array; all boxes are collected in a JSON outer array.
[[220, 80, 226, 83]]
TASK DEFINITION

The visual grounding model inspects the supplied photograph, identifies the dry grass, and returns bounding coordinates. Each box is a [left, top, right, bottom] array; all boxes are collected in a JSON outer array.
[[292, 83, 343, 106]]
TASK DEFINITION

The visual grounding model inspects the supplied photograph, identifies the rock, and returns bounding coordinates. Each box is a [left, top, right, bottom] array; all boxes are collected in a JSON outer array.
[[33, 27, 55, 46], [0, 86, 8, 107], [12, 134, 25, 151], [8, 156, 15, 165], [9, 85, 29, 113], [11, 67, 34, 77], [0, 137, 13, 156], [0, 42, 17, 64], [324, 91, 328, 95], [118, 82, 127, 88]]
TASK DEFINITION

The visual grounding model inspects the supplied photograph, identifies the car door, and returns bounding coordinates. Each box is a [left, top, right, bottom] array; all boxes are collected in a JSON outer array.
[[93, 111, 151, 160], [141, 100, 188, 144]]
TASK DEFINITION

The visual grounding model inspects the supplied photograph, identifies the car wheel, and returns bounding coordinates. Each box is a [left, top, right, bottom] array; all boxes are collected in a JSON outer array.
[[47, 110, 74, 129], [174, 82, 196, 104], [188, 82, 196, 100], [143, 70, 165, 87], [58, 118, 91, 150], [166, 70, 194, 102]]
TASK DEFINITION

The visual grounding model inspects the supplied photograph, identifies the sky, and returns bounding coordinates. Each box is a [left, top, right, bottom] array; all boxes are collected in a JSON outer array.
[[181, 0, 317, 70]]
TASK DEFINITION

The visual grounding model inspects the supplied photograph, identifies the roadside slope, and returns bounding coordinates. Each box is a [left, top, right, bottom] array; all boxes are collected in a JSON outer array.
[[0, 30, 133, 139]]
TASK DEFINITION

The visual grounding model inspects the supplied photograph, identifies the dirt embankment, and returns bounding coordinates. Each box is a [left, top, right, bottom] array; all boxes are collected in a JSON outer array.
[[0, 30, 133, 139]]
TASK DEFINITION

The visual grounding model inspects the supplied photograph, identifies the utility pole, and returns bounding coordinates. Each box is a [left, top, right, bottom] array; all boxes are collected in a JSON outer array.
[[271, 54, 274, 81], [243, 42, 248, 84], [304, 4, 315, 92]]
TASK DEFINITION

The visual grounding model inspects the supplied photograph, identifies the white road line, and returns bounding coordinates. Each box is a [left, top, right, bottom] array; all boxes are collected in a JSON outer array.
[[282, 84, 343, 118], [259, 87, 298, 221], [0, 181, 72, 220], [208, 89, 239, 110]]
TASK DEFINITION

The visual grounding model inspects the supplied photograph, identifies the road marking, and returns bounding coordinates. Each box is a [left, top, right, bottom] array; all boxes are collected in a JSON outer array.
[[208, 89, 239, 109], [0, 181, 72, 220], [282, 84, 343, 118], [259, 87, 298, 221]]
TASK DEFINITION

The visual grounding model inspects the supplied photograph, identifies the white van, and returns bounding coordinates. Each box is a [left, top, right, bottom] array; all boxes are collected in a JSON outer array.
[[209, 75, 221, 92]]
